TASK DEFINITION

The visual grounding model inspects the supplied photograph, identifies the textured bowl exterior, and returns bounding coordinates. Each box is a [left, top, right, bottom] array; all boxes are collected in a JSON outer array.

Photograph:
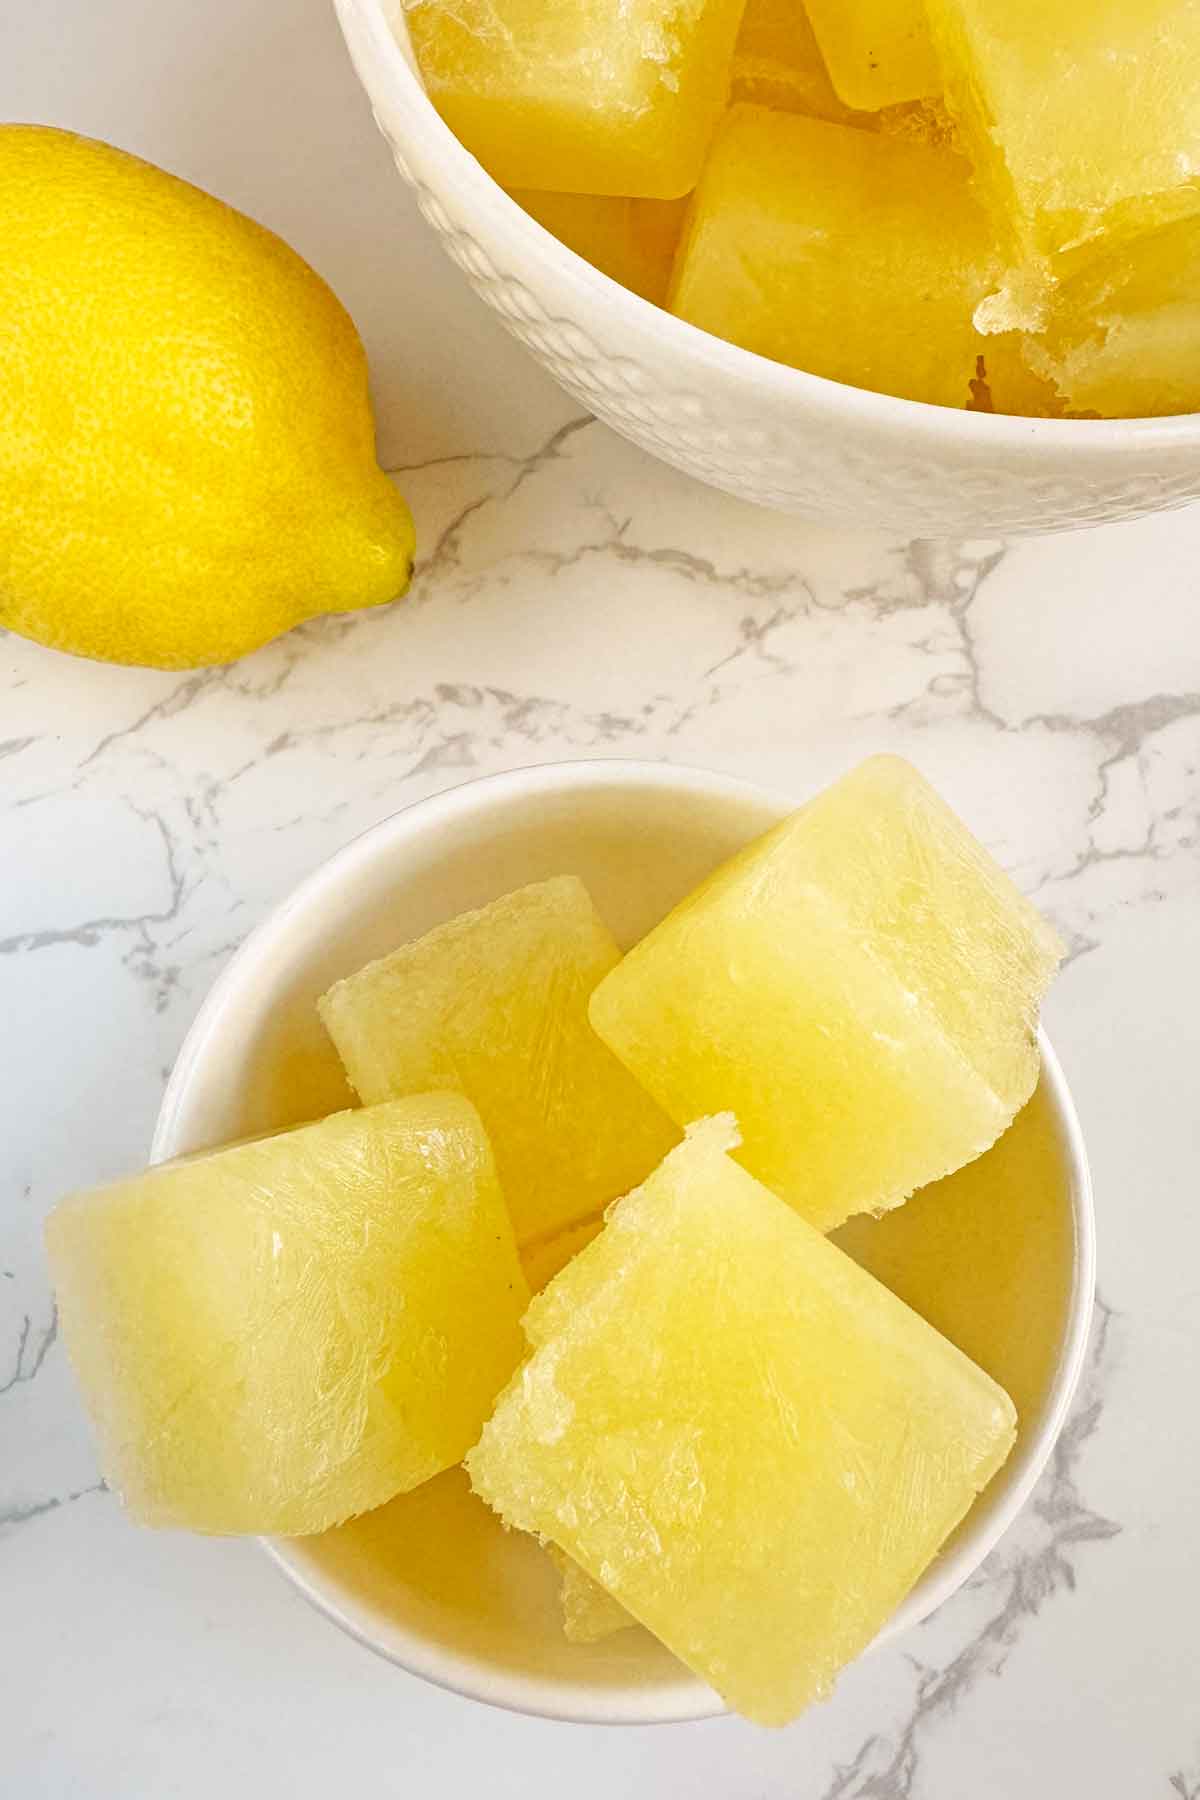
[[336, 0, 1200, 534]]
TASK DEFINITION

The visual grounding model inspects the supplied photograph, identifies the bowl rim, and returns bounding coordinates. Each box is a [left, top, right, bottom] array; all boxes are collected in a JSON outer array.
[[338, 0, 1200, 449], [152, 757, 1097, 1728]]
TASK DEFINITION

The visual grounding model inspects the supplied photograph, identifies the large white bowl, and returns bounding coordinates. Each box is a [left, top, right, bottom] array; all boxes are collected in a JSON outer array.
[[334, 0, 1200, 537], [153, 759, 1095, 1725]]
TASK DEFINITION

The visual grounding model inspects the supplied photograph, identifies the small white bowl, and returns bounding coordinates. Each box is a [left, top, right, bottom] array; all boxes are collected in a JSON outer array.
[[153, 759, 1095, 1725], [333, 0, 1200, 536]]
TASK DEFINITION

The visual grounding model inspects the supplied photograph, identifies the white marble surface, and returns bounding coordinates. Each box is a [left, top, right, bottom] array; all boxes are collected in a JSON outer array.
[[3, 3, 1199, 1794]]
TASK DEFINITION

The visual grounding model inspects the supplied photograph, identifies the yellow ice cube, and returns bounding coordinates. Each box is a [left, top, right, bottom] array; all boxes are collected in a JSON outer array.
[[669, 107, 1003, 408], [730, 2, 947, 142], [876, 94, 959, 151], [590, 756, 1063, 1233], [320, 877, 678, 1247], [467, 1118, 1016, 1726], [545, 1076, 1074, 1648], [804, 0, 940, 110], [547, 1545, 638, 1644], [925, 0, 1200, 293], [1021, 217, 1200, 418], [528, 1218, 632, 1642], [404, 0, 749, 199], [967, 334, 1065, 418], [730, 0, 869, 125], [508, 191, 687, 305], [527, 1217, 635, 1642], [520, 1214, 603, 1295], [45, 1096, 527, 1535]]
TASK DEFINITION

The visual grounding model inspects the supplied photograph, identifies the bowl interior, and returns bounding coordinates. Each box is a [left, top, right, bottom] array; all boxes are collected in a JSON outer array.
[[154, 761, 1092, 1725]]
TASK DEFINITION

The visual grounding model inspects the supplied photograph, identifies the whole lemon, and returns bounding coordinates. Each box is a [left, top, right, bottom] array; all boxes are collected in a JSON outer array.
[[0, 126, 415, 669]]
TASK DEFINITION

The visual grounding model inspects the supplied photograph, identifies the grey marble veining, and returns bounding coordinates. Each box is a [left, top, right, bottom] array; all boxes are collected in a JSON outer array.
[[4, 405, 1196, 1800], [4, 0, 1199, 1790]]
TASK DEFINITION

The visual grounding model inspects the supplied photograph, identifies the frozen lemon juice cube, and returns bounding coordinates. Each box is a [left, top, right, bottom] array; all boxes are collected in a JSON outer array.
[[320, 878, 677, 1247], [468, 1119, 1016, 1726], [969, 332, 1065, 418], [519, 1214, 603, 1295], [547, 1545, 638, 1644], [405, 0, 748, 198], [527, 1216, 631, 1643], [730, 0, 869, 126], [1021, 216, 1200, 418], [508, 191, 687, 305], [670, 107, 1002, 408], [925, 0, 1200, 290], [591, 756, 1063, 1232], [730, 3, 955, 147], [805, 0, 940, 110], [46, 1096, 527, 1535]]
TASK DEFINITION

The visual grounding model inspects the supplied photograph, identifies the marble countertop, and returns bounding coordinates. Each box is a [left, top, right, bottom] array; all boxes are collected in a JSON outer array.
[[4, 2, 1198, 1795]]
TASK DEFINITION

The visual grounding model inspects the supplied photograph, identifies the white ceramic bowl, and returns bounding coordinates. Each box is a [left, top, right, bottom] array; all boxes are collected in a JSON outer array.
[[153, 759, 1095, 1724], [334, 0, 1200, 537]]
